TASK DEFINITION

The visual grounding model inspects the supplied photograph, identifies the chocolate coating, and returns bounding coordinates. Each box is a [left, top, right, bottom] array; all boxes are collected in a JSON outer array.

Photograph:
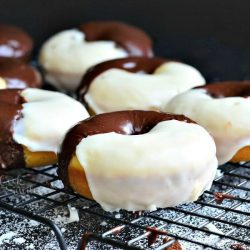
[[78, 21, 153, 57], [58, 110, 194, 189], [0, 63, 42, 89], [0, 89, 25, 169], [196, 81, 250, 98], [0, 25, 33, 64], [77, 57, 166, 102]]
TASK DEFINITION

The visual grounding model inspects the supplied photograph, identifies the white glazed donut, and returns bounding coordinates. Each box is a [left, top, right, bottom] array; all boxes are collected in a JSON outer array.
[[38, 21, 153, 91], [165, 81, 250, 164], [58, 111, 217, 212], [0, 88, 89, 169], [13, 88, 89, 153], [78, 57, 205, 114]]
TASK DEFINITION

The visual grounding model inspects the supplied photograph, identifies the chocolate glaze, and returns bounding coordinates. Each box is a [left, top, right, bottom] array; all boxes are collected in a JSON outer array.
[[77, 57, 166, 102], [231, 243, 247, 250], [0, 63, 42, 89], [146, 227, 168, 246], [0, 25, 33, 65], [78, 232, 93, 250], [78, 21, 153, 57], [58, 110, 194, 189], [163, 237, 182, 250], [196, 81, 250, 98], [213, 192, 235, 204], [0, 89, 25, 169], [0, 88, 23, 104]]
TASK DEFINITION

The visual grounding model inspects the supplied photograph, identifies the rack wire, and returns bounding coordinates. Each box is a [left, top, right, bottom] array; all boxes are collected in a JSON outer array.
[[0, 161, 249, 249]]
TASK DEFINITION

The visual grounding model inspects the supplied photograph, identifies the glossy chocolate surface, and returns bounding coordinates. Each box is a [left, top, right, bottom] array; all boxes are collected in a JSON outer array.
[[0, 63, 42, 89], [0, 25, 33, 64], [197, 81, 250, 98], [58, 110, 194, 188], [78, 21, 153, 57], [77, 57, 166, 101], [0, 89, 25, 169]]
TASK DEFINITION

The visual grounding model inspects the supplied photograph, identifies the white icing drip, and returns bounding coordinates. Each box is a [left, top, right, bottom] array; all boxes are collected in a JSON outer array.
[[165, 89, 250, 164], [76, 120, 217, 211], [85, 61, 205, 114], [13, 88, 89, 153], [39, 29, 128, 91]]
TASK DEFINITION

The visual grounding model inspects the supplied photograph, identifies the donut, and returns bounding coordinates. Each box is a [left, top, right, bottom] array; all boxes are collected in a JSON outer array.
[[0, 62, 42, 89], [38, 21, 153, 91], [0, 88, 89, 169], [165, 81, 250, 164], [0, 24, 33, 65], [77, 57, 205, 114], [58, 110, 217, 211]]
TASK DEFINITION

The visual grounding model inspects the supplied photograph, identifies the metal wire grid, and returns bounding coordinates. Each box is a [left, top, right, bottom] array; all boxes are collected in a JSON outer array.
[[0, 162, 249, 250]]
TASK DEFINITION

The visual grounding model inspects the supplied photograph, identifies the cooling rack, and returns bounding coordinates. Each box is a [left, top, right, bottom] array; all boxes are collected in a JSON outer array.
[[0, 162, 249, 250]]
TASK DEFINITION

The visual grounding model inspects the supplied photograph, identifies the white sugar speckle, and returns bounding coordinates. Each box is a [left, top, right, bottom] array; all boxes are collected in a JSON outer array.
[[100, 221, 107, 226], [26, 243, 35, 249], [61, 228, 66, 233], [67, 206, 79, 223], [29, 220, 40, 227], [115, 213, 121, 219], [54, 206, 79, 225], [13, 237, 26, 244], [0, 232, 17, 245]]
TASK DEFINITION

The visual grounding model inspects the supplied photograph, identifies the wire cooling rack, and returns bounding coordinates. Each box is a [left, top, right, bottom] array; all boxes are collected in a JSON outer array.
[[0, 162, 249, 250]]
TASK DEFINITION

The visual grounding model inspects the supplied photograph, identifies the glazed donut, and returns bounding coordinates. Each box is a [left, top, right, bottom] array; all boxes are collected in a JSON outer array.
[[0, 63, 42, 89], [0, 88, 89, 170], [0, 24, 33, 65], [58, 110, 217, 211], [165, 81, 250, 164], [38, 21, 153, 92], [77, 57, 205, 114]]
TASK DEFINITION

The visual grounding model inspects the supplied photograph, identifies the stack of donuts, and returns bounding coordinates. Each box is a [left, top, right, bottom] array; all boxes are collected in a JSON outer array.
[[1, 21, 249, 212]]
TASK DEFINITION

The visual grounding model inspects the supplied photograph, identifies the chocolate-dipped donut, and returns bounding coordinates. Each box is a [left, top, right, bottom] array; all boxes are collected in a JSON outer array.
[[0, 63, 42, 89], [58, 110, 217, 211], [0, 88, 89, 170], [165, 81, 250, 164], [0, 25, 33, 65], [77, 57, 205, 114], [38, 21, 153, 92]]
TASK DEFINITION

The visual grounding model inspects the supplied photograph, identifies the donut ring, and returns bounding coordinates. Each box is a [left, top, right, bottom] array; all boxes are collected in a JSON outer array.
[[38, 21, 153, 92], [0, 24, 33, 65], [0, 88, 89, 170], [78, 21, 153, 57], [77, 57, 205, 114], [58, 110, 217, 211], [0, 63, 42, 89], [166, 81, 250, 164]]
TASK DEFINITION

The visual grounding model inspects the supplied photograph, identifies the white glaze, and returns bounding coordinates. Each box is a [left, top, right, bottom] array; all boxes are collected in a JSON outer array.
[[13, 88, 89, 153], [76, 120, 217, 211], [165, 89, 250, 164], [39, 29, 128, 91], [85, 62, 205, 114]]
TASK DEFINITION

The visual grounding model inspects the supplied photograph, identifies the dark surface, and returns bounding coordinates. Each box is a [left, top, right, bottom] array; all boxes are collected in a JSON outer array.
[[1, 0, 250, 82]]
